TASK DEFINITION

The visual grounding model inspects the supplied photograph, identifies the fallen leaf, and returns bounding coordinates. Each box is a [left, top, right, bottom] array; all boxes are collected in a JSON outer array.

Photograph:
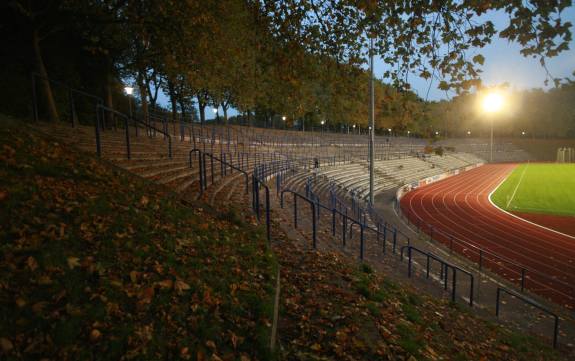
[[129, 271, 139, 283], [67, 257, 81, 270], [157, 279, 173, 289], [175, 279, 190, 292], [0, 337, 13, 353], [90, 329, 102, 342], [197, 350, 206, 361], [141, 287, 155, 304], [27, 256, 39, 271], [15, 297, 26, 308]]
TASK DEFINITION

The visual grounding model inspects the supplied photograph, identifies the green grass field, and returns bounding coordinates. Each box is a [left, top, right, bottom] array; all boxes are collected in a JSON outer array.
[[491, 163, 575, 216]]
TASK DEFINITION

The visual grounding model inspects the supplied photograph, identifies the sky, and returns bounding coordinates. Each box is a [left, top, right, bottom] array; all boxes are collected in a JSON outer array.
[[159, 6, 575, 118], [379, 7, 575, 101]]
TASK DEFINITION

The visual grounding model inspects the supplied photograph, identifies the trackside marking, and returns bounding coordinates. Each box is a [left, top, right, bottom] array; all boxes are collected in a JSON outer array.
[[506, 163, 528, 208], [488, 167, 575, 240]]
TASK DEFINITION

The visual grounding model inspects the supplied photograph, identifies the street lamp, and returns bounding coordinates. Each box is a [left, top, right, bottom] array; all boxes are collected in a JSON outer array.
[[124, 86, 134, 118], [482, 91, 505, 162], [467, 130, 471, 136], [388, 128, 392, 136], [320, 120, 325, 134], [435, 131, 439, 136], [521, 131, 526, 136]]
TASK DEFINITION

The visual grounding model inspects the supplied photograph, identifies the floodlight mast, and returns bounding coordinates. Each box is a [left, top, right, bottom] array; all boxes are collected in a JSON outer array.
[[368, 35, 375, 206], [482, 92, 504, 163]]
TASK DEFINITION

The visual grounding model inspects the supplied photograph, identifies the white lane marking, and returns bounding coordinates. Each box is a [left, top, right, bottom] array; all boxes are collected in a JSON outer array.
[[506, 163, 529, 208]]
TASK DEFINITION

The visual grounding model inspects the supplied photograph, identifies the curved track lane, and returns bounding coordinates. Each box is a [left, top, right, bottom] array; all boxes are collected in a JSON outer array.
[[401, 164, 575, 309]]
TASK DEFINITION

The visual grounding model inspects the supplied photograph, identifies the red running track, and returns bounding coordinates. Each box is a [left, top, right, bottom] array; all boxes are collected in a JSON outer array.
[[400, 164, 575, 309]]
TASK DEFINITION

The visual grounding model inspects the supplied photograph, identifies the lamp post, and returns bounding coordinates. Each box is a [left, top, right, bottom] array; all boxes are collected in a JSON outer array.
[[124, 86, 134, 118], [321, 120, 325, 134], [482, 91, 504, 162], [368, 35, 375, 205]]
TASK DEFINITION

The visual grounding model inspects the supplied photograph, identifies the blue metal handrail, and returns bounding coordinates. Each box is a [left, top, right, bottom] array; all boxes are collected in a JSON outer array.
[[280, 189, 318, 248], [97, 105, 172, 159], [496, 286, 559, 348], [400, 245, 474, 306]]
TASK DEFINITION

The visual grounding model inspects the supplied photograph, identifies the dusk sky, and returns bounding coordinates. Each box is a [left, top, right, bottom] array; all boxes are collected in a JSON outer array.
[[382, 7, 575, 101]]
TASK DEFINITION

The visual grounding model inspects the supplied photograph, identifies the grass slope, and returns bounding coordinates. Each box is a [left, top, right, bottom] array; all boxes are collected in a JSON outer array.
[[491, 163, 575, 216], [0, 116, 277, 360], [274, 240, 566, 361]]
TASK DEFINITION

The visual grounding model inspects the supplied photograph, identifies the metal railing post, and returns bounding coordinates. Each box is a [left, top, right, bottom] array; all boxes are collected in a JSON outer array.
[[31, 73, 39, 122], [293, 194, 298, 228], [312, 203, 317, 249], [124, 115, 131, 159], [95, 105, 102, 157], [360, 226, 364, 260]]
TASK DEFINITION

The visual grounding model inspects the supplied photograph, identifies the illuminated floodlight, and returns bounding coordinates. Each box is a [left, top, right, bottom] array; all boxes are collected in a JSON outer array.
[[482, 92, 504, 113], [124, 86, 134, 95], [321, 120, 325, 125], [435, 131, 439, 135], [522, 131, 526, 135], [387, 128, 391, 132], [352, 124, 356, 128], [467, 130, 471, 135], [407, 130, 410, 134], [282, 116, 286, 121]]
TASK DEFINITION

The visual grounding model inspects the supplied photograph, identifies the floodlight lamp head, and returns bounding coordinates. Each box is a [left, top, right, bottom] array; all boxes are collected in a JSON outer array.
[[482, 92, 504, 113], [124, 86, 134, 95]]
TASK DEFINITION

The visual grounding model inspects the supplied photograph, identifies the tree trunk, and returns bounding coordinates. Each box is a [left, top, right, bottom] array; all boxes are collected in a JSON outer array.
[[137, 72, 148, 124], [178, 97, 187, 122], [197, 94, 206, 125], [105, 64, 114, 127], [221, 102, 228, 125], [168, 79, 178, 123], [32, 29, 59, 122]]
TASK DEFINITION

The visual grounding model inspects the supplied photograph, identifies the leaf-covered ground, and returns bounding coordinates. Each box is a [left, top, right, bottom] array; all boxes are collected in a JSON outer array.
[[0, 117, 277, 360], [273, 236, 566, 360]]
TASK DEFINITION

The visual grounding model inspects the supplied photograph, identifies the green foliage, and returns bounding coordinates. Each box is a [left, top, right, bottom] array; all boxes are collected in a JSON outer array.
[[2, 0, 572, 134], [396, 323, 424, 357]]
